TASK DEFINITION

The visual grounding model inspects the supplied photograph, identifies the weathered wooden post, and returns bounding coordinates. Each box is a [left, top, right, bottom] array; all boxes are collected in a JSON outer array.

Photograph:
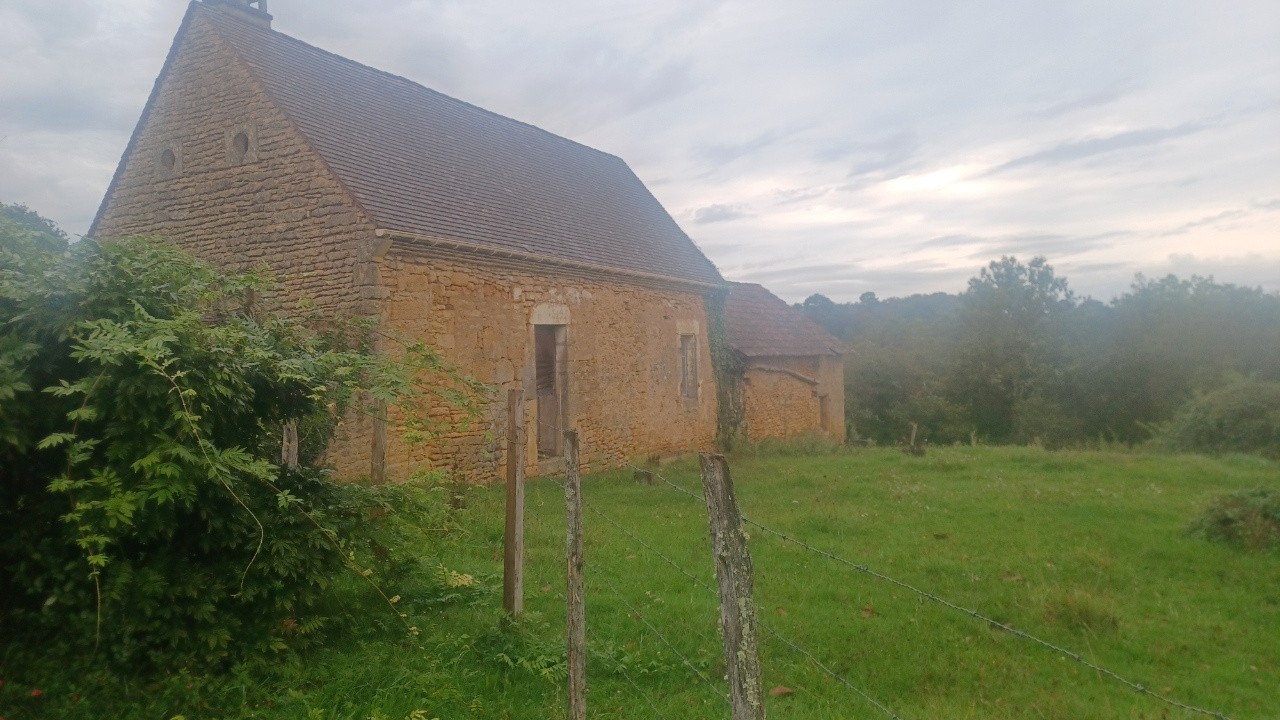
[[564, 430, 587, 720], [503, 386, 526, 617], [281, 421, 299, 469], [370, 398, 388, 484], [700, 453, 766, 720]]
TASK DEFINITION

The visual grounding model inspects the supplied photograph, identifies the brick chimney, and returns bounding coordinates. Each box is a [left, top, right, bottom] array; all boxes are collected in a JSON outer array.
[[202, 0, 272, 28]]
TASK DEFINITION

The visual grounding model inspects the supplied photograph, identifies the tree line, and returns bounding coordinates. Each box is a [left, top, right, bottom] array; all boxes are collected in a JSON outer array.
[[800, 256, 1280, 454]]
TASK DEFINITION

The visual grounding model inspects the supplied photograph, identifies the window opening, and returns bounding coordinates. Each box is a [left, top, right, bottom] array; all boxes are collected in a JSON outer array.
[[535, 324, 567, 458], [231, 132, 251, 164], [679, 334, 698, 400]]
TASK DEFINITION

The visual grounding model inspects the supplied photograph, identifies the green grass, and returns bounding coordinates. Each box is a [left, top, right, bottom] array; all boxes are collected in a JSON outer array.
[[4, 447, 1278, 719]]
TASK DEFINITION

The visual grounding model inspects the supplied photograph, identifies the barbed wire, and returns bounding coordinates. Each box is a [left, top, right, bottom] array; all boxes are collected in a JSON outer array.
[[552, 474, 706, 712], [581, 499, 725, 652], [643, 464, 1234, 720], [610, 465, 906, 719], [589, 567, 732, 709], [582, 494, 718, 595], [760, 624, 905, 720]]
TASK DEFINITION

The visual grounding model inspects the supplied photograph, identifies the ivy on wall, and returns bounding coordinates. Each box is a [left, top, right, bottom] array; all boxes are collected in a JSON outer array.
[[706, 285, 747, 451]]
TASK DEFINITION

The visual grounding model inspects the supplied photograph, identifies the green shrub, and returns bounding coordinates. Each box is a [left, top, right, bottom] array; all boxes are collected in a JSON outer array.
[[0, 232, 482, 670], [1190, 488, 1280, 551], [1157, 376, 1280, 458]]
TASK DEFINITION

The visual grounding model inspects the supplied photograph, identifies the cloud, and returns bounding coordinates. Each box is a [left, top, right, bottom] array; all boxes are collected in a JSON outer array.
[[1031, 85, 1129, 118], [739, 263, 977, 303], [1, 0, 1277, 305], [988, 121, 1210, 174], [691, 203, 751, 224], [1161, 253, 1280, 290], [981, 232, 1127, 258], [915, 234, 984, 249], [694, 128, 789, 168], [1158, 208, 1250, 237]]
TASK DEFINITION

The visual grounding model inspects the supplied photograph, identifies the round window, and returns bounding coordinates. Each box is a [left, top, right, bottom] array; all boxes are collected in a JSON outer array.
[[232, 132, 251, 162]]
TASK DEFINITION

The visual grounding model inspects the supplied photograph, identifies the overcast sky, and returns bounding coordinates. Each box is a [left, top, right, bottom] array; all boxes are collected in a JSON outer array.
[[2, 0, 1277, 302]]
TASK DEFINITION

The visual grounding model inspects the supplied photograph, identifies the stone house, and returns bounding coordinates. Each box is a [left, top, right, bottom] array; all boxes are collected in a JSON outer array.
[[722, 283, 847, 442], [91, 0, 725, 482]]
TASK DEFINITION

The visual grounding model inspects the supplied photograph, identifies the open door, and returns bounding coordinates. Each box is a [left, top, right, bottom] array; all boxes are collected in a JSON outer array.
[[535, 324, 567, 458]]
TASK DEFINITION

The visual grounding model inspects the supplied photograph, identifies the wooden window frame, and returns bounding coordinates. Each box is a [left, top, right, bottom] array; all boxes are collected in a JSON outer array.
[[679, 333, 698, 401]]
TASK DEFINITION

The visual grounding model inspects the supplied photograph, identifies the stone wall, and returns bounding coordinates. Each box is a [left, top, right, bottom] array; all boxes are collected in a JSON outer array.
[[94, 11, 391, 480], [371, 247, 720, 482], [740, 354, 846, 442], [742, 365, 821, 441], [91, 10, 721, 483], [93, 10, 380, 319], [815, 354, 846, 440]]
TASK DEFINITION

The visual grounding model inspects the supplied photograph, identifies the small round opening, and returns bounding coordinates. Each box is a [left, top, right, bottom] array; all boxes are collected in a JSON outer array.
[[159, 148, 176, 172], [232, 132, 251, 159]]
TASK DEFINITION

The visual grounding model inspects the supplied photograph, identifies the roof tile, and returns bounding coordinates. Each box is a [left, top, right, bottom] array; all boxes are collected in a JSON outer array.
[[198, 3, 723, 286], [723, 282, 845, 357]]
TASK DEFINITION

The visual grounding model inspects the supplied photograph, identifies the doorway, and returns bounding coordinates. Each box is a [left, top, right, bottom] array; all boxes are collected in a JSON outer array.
[[535, 324, 567, 458]]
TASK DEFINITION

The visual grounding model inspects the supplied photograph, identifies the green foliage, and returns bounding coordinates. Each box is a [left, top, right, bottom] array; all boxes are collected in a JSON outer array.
[[803, 258, 1280, 455], [481, 612, 569, 685], [1190, 488, 1280, 551], [833, 292, 965, 445], [949, 256, 1076, 442], [706, 287, 747, 450], [0, 225, 482, 671], [7, 448, 1279, 718], [1, 201, 69, 252], [1157, 376, 1280, 458]]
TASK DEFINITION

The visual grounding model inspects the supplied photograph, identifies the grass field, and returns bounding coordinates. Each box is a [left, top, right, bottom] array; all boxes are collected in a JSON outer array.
[[4, 446, 1278, 719]]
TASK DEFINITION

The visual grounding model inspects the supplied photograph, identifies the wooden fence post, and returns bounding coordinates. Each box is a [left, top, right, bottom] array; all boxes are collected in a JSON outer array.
[[503, 386, 526, 617], [564, 430, 587, 720], [370, 398, 388, 484], [700, 453, 766, 720], [281, 420, 299, 469]]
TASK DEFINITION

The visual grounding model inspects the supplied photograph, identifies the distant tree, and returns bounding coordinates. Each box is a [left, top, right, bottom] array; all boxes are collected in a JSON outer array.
[[2, 202, 68, 252], [799, 292, 856, 338], [802, 293, 835, 310], [834, 293, 964, 444], [1095, 275, 1280, 441], [949, 256, 1076, 442], [799, 257, 1279, 451]]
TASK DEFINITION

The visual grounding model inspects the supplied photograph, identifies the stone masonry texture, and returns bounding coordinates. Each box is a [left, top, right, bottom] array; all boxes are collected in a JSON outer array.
[[94, 11, 380, 320], [740, 355, 846, 442], [93, 7, 720, 482], [371, 248, 719, 483]]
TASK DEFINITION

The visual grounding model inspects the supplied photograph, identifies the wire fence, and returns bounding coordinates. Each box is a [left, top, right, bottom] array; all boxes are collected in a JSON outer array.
[[627, 459, 1234, 720], [524, 448, 1241, 719], [589, 566, 732, 709], [594, 473, 905, 719]]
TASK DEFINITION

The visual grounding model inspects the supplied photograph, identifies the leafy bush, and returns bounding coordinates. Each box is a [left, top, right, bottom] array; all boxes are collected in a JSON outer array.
[[1190, 489, 1280, 551], [1157, 376, 1280, 458], [0, 230, 481, 670]]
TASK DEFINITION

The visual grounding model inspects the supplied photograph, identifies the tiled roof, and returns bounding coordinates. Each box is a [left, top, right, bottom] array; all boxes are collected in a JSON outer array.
[[723, 282, 845, 357], [197, 2, 723, 286]]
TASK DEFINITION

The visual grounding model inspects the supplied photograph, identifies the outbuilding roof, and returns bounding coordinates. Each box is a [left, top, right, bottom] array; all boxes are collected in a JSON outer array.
[[101, 1, 723, 287], [722, 282, 845, 357]]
